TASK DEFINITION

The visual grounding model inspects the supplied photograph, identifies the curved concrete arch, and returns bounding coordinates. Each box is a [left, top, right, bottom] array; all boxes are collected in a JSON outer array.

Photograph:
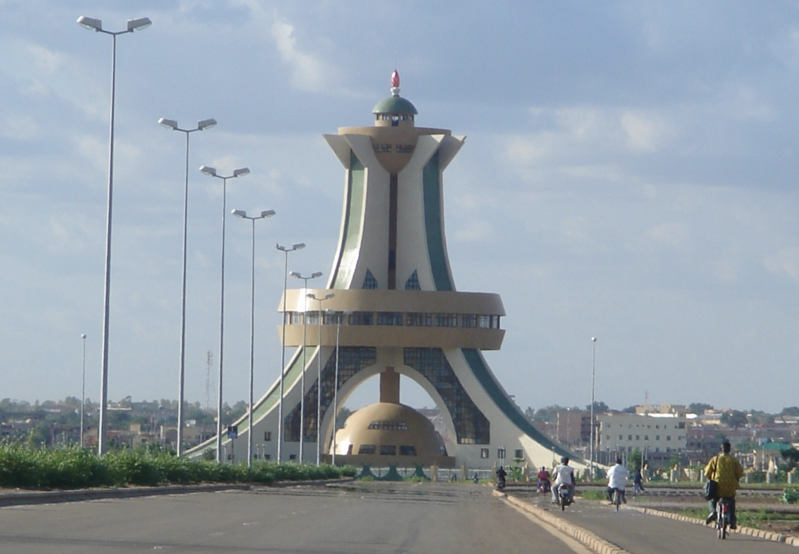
[[319, 358, 459, 457]]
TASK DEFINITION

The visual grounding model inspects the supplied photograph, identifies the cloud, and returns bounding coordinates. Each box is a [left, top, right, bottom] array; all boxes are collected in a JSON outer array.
[[270, 19, 325, 92], [646, 222, 690, 250], [765, 247, 799, 281]]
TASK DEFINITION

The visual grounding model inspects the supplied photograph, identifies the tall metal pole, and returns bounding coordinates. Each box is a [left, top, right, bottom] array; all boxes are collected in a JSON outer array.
[[80, 334, 87, 448], [232, 210, 275, 470], [158, 117, 216, 456], [200, 165, 250, 463], [77, 15, 151, 455], [308, 293, 334, 465], [276, 243, 305, 463], [590, 336, 597, 480], [290, 271, 322, 462], [331, 311, 341, 466]]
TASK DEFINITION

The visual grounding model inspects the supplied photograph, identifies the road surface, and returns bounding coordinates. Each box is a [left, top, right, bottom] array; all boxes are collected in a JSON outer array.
[[0, 483, 584, 554]]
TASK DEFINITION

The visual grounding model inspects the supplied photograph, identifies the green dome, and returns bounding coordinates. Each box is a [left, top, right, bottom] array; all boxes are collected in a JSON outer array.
[[372, 95, 418, 115]]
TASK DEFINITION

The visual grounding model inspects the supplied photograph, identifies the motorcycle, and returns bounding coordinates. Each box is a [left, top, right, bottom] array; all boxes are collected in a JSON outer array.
[[557, 484, 574, 511], [537, 479, 551, 494], [496, 473, 506, 490]]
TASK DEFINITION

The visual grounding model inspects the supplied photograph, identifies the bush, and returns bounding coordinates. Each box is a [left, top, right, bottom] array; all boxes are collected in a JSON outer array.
[[0, 442, 355, 490], [782, 487, 799, 504]]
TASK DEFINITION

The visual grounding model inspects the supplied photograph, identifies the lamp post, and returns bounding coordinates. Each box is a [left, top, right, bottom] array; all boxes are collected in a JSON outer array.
[[289, 271, 322, 462], [590, 336, 597, 481], [275, 243, 305, 463], [77, 15, 151, 455], [80, 334, 87, 448], [158, 117, 216, 456], [232, 209, 276, 469], [326, 310, 343, 466], [307, 292, 334, 465], [200, 165, 250, 462]]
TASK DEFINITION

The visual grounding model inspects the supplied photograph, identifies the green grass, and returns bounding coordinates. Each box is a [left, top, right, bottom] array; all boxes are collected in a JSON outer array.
[[0, 443, 356, 490]]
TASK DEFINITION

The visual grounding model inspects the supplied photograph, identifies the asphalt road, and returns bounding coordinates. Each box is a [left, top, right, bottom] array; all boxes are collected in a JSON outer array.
[[511, 491, 794, 554], [0, 483, 585, 554]]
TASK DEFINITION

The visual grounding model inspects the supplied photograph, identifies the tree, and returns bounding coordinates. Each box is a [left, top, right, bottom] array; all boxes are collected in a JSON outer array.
[[781, 406, 799, 416], [687, 403, 714, 415], [336, 407, 352, 430], [720, 410, 748, 428], [586, 401, 610, 414], [628, 448, 642, 472]]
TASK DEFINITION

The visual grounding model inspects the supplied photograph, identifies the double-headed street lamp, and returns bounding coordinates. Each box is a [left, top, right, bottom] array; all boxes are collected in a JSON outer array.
[[77, 15, 151, 455], [200, 165, 250, 463], [307, 292, 334, 465], [289, 271, 322, 462], [276, 243, 305, 463], [232, 209, 276, 469], [158, 117, 216, 456]]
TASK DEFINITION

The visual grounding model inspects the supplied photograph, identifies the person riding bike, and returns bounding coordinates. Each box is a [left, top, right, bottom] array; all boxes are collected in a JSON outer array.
[[552, 457, 575, 504], [537, 466, 551, 492], [606, 458, 629, 504], [704, 441, 744, 529]]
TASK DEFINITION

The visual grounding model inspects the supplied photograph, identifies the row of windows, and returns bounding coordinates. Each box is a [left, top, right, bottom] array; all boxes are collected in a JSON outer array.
[[481, 448, 525, 460], [288, 311, 502, 329], [367, 420, 408, 431], [606, 434, 686, 441], [357, 444, 417, 456], [602, 422, 686, 430]]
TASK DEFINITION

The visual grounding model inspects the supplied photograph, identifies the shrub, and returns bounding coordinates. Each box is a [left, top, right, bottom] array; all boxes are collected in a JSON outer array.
[[782, 487, 799, 504]]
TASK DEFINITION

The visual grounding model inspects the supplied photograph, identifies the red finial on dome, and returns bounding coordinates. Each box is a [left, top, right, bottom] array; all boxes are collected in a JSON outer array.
[[391, 69, 400, 89]]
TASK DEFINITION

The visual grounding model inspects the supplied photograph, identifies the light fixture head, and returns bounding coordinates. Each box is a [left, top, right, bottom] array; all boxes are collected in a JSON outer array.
[[290, 271, 301, 278], [261, 210, 276, 218], [198, 118, 217, 131], [127, 17, 152, 32], [199, 165, 216, 176], [77, 16, 102, 31], [324, 293, 335, 300], [311, 271, 323, 279], [158, 118, 178, 130], [233, 167, 250, 178], [81, 333, 87, 339], [293, 243, 306, 251], [592, 337, 597, 342], [231, 209, 247, 218], [306, 293, 315, 299]]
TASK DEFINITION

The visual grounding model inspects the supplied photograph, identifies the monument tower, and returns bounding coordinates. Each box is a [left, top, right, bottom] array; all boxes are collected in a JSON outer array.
[[190, 71, 580, 470]]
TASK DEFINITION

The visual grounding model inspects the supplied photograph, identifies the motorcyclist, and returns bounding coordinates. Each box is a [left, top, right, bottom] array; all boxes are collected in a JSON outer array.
[[552, 456, 575, 504], [606, 458, 629, 504], [704, 441, 744, 529], [537, 466, 551, 492]]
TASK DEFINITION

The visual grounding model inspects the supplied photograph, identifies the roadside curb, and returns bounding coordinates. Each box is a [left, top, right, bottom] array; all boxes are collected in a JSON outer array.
[[624, 505, 799, 547], [0, 477, 355, 508], [495, 491, 632, 554]]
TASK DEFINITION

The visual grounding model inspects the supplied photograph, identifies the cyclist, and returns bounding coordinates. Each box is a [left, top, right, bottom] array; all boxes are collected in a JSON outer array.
[[606, 458, 629, 504], [552, 457, 575, 504], [704, 441, 744, 529]]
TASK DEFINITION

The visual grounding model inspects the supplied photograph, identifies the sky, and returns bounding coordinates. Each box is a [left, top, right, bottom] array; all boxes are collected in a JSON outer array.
[[1, 1, 798, 415]]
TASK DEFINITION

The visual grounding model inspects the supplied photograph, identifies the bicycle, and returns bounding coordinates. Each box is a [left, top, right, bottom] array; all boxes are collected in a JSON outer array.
[[612, 488, 623, 511], [715, 497, 733, 539]]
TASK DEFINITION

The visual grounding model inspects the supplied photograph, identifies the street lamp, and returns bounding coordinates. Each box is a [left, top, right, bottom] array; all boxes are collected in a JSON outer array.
[[289, 271, 322, 462], [80, 334, 87, 448], [232, 208, 276, 469], [307, 292, 334, 465], [200, 165, 250, 462], [77, 14, 151, 455], [326, 310, 344, 466], [590, 336, 597, 481], [275, 243, 305, 463], [158, 117, 216, 456]]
